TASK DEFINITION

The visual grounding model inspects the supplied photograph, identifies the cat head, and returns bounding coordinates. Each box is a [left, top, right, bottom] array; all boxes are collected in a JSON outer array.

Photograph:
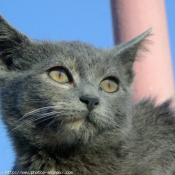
[[0, 15, 151, 148]]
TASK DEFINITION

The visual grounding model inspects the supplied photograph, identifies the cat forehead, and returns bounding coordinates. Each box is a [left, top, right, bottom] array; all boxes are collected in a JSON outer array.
[[54, 41, 105, 60], [41, 41, 119, 71]]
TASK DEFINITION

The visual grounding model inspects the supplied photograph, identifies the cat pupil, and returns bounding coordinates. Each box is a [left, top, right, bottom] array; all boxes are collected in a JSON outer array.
[[58, 71, 62, 78], [107, 81, 111, 88]]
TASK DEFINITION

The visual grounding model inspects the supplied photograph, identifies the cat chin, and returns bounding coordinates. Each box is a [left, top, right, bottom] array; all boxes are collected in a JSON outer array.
[[38, 119, 98, 147]]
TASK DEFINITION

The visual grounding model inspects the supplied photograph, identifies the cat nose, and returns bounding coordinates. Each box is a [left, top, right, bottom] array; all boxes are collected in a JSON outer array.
[[79, 96, 99, 110]]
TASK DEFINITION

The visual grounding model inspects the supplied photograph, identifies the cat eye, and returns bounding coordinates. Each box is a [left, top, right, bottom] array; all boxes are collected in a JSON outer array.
[[48, 67, 71, 84], [100, 78, 119, 93]]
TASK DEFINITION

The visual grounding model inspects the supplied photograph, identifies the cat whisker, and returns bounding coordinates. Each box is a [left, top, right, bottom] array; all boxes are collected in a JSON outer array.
[[22, 106, 62, 118], [16, 107, 70, 124], [22, 106, 78, 119], [14, 112, 53, 125], [34, 115, 56, 126], [12, 111, 66, 132], [13, 106, 84, 132]]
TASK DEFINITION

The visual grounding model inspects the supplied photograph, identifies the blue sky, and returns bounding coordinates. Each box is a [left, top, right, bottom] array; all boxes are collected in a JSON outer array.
[[0, 0, 175, 172]]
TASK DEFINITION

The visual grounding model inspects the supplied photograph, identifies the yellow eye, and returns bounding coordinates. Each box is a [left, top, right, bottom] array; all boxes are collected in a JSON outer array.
[[48, 68, 69, 84], [100, 79, 119, 93]]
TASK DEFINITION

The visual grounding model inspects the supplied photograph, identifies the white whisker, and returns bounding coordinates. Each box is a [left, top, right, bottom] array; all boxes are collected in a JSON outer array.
[[12, 111, 66, 132]]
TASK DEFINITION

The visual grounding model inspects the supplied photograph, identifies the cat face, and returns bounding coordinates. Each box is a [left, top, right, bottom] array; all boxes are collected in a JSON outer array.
[[0, 15, 150, 147]]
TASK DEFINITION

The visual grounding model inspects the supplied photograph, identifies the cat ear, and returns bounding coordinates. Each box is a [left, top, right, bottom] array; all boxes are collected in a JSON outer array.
[[0, 15, 30, 71], [111, 28, 151, 84], [118, 28, 151, 65]]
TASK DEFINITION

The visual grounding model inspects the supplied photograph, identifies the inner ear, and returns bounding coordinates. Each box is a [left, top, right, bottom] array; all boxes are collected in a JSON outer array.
[[110, 28, 152, 84], [118, 28, 151, 66], [0, 15, 30, 70]]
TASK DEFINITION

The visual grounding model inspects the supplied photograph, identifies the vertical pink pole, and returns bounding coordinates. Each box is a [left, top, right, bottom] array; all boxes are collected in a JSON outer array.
[[111, 0, 174, 104]]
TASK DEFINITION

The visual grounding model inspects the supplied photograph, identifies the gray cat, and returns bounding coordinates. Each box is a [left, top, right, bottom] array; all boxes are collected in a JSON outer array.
[[1, 14, 175, 175]]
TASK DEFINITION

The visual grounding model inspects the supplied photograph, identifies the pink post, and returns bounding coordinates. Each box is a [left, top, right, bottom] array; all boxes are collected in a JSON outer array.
[[111, 0, 174, 104]]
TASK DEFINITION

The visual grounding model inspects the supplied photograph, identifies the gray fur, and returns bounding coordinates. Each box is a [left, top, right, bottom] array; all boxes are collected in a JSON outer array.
[[1, 15, 175, 175]]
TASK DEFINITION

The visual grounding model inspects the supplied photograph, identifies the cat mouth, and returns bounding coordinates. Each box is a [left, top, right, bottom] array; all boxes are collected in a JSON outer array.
[[67, 118, 84, 130], [66, 112, 94, 130]]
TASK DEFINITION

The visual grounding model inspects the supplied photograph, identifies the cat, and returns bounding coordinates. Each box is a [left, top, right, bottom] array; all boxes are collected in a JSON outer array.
[[1, 14, 175, 175]]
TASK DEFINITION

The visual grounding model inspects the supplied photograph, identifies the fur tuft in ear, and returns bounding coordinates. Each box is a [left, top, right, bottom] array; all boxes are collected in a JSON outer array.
[[110, 28, 152, 84], [118, 28, 152, 64], [0, 15, 30, 70]]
